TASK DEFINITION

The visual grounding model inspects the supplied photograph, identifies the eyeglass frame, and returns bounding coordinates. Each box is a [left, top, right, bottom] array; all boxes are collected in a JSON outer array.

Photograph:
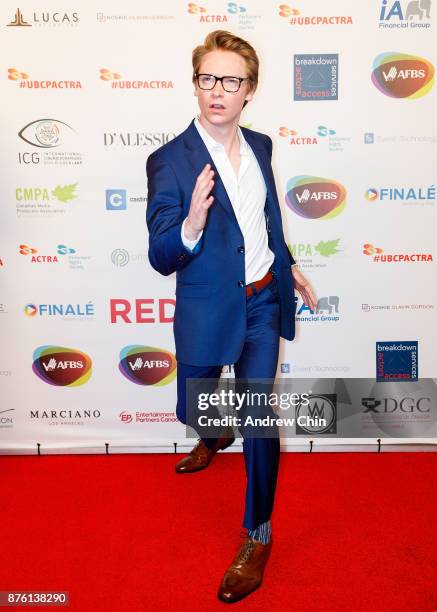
[[194, 72, 252, 93]]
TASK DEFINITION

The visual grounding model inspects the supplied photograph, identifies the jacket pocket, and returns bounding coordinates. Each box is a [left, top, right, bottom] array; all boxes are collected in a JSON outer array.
[[175, 282, 210, 298]]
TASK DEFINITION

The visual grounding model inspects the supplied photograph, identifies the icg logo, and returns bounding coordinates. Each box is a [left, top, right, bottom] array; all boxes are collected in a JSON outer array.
[[285, 175, 346, 219], [371, 53, 434, 98], [32, 346, 92, 386], [119, 345, 176, 385]]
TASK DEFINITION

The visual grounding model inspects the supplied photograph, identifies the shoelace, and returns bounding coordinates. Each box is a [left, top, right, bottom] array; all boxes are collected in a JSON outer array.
[[237, 531, 255, 564]]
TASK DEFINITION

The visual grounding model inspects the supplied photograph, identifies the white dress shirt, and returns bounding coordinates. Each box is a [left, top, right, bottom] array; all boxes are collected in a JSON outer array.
[[181, 115, 275, 285]]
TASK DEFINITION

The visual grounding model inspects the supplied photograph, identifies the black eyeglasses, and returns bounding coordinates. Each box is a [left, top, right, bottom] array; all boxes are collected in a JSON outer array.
[[195, 73, 251, 93]]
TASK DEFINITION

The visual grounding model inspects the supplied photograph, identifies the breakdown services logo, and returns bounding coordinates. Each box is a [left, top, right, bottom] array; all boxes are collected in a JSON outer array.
[[285, 176, 346, 219], [119, 346, 176, 385], [376, 341, 418, 381], [294, 54, 339, 100], [371, 53, 434, 98], [32, 346, 92, 386]]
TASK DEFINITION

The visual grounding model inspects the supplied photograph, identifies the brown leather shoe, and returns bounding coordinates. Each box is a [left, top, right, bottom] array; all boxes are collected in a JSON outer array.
[[218, 534, 272, 604], [175, 427, 235, 474]]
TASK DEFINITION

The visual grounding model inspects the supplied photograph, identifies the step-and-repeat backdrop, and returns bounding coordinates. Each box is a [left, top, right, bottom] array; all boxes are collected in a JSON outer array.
[[1, 1, 436, 453]]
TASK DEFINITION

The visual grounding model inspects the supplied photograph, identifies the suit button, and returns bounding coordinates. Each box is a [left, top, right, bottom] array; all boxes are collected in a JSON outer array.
[[238, 246, 244, 254], [238, 280, 245, 288]]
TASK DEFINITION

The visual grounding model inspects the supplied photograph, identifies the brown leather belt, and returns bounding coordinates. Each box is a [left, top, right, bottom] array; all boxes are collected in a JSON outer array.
[[245, 270, 273, 298]]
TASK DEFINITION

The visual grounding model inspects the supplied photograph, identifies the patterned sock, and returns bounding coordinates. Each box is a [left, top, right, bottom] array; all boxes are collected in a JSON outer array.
[[247, 520, 271, 544]]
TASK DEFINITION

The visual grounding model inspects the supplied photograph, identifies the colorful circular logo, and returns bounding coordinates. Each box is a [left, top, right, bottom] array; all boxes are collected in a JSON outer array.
[[285, 175, 346, 219], [119, 346, 176, 386], [32, 346, 92, 386], [365, 188, 379, 201], [371, 53, 434, 99]]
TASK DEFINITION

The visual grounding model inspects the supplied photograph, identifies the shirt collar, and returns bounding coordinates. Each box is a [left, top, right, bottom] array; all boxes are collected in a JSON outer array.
[[194, 115, 249, 156]]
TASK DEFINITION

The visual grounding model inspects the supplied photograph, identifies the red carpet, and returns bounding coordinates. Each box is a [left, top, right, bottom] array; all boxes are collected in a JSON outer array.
[[1, 451, 437, 611]]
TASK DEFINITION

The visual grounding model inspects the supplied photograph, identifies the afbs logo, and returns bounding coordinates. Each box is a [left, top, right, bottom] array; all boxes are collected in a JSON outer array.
[[285, 176, 346, 219], [32, 346, 92, 386], [371, 53, 434, 98], [119, 346, 176, 386]]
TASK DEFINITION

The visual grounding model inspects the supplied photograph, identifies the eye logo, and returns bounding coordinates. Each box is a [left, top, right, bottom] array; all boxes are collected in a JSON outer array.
[[32, 346, 92, 386], [18, 119, 75, 148], [365, 189, 379, 201], [285, 176, 346, 219], [19, 244, 37, 255], [363, 243, 383, 255], [24, 304, 37, 316], [119, 346, 176, 386], [371, 53, 435, 99]]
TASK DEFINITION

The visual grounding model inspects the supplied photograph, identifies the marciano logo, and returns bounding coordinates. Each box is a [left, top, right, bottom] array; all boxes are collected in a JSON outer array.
[[285, 176, 346, 219], [119, 346, 176, 386], [371, 53, 434, 98], [32, 346, 92, 386]]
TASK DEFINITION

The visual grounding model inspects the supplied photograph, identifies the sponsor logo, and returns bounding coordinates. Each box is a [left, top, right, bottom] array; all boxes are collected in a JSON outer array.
[[294, 54, 339, 101], [362, 301, 434, 311], [288, 238, 342, 269], [105, 189, 146, 210], [378, 0, 432, 28], [296, 394, 337, 434], [19, 244, 59, 263], [96, 12, 175, 23], [110, 299, 175, 323], [99, 68, 173, 89], [110, 249, 148, 267], [187, 3, 229, 22], [15, 184, 78, 218], [32, 346, 92, 386], [7, 8, 79, 27], [285, 176, 346, 219], [8, 68, 82, 89], [294, 295, 340, 323], [119, 410, 178, 423], [376, 341, 418, 381], [103, 131, 176, 146], [365, 185, 436, 204], [281, 363, 290, 373], [119, 346, 176, 385], [279, 4, 352, 26], [18, 119, 82, 166], [0, 408, 14, 428], [363, 243, 433, 262], [371, 53, 434, 98], [364, 130, 437, 145], [24, 302, 95, 319]]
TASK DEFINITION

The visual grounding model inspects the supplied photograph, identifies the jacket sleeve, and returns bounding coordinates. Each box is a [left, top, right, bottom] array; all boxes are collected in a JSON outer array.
[[266, 136, 296, 267], [146, 152, 201, 276]]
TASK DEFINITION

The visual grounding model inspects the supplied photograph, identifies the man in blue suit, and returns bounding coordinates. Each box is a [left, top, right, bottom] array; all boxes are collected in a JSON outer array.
[[146, 30, 316, 603]]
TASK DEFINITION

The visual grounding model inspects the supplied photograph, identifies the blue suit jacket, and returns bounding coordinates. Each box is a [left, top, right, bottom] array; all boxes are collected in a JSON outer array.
[[146, 119, 295, 366]]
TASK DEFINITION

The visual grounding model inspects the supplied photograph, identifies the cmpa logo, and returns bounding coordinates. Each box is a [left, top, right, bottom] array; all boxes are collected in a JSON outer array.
[[119, 346, 176, 386], [285, 176, 346, 219], [371, 53, 434, 98], [32, 346, 92, 386]]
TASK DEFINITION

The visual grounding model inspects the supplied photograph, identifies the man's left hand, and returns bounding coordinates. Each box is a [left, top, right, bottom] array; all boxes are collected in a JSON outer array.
[[291, 266, 317, 311]]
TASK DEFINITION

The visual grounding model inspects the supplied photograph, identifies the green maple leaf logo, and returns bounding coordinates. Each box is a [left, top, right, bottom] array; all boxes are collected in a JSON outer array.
[[52, 183, 78, 203], [315, 239, 341, 258]]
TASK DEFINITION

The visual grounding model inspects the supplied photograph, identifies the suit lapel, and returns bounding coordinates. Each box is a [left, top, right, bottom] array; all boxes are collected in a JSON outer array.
[[182, 119, 239, 224]]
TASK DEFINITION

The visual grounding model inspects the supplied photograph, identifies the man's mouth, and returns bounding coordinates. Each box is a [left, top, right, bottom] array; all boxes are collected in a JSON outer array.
[[209, 104, 225, 109]]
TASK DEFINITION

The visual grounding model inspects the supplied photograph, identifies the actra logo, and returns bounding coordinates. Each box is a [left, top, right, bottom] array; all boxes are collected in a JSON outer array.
[[119, 346, 176, 386], [279, 4, 300, 18], [363, 243, 384, 255], [99, 69, 121, 81], [371, 53, 434, 98], [187, 3, 228, 22], [188, 3, 207, 13], [19, 244, 37, 255], [8, 68, 29, 80], [279, 126, 318, 145], [32, 346, 92, 386], [285, 176, 346, 219]]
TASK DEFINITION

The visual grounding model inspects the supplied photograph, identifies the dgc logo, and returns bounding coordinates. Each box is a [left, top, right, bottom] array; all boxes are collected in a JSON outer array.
[[119, 345, 176, 386], [285, 175, 346, 219], [32, 346, 92, 386], [371, 53, 434, 99]]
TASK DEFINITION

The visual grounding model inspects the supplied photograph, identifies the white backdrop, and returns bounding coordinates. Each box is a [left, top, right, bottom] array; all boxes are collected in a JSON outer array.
[[1, 0, 436, 453]]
